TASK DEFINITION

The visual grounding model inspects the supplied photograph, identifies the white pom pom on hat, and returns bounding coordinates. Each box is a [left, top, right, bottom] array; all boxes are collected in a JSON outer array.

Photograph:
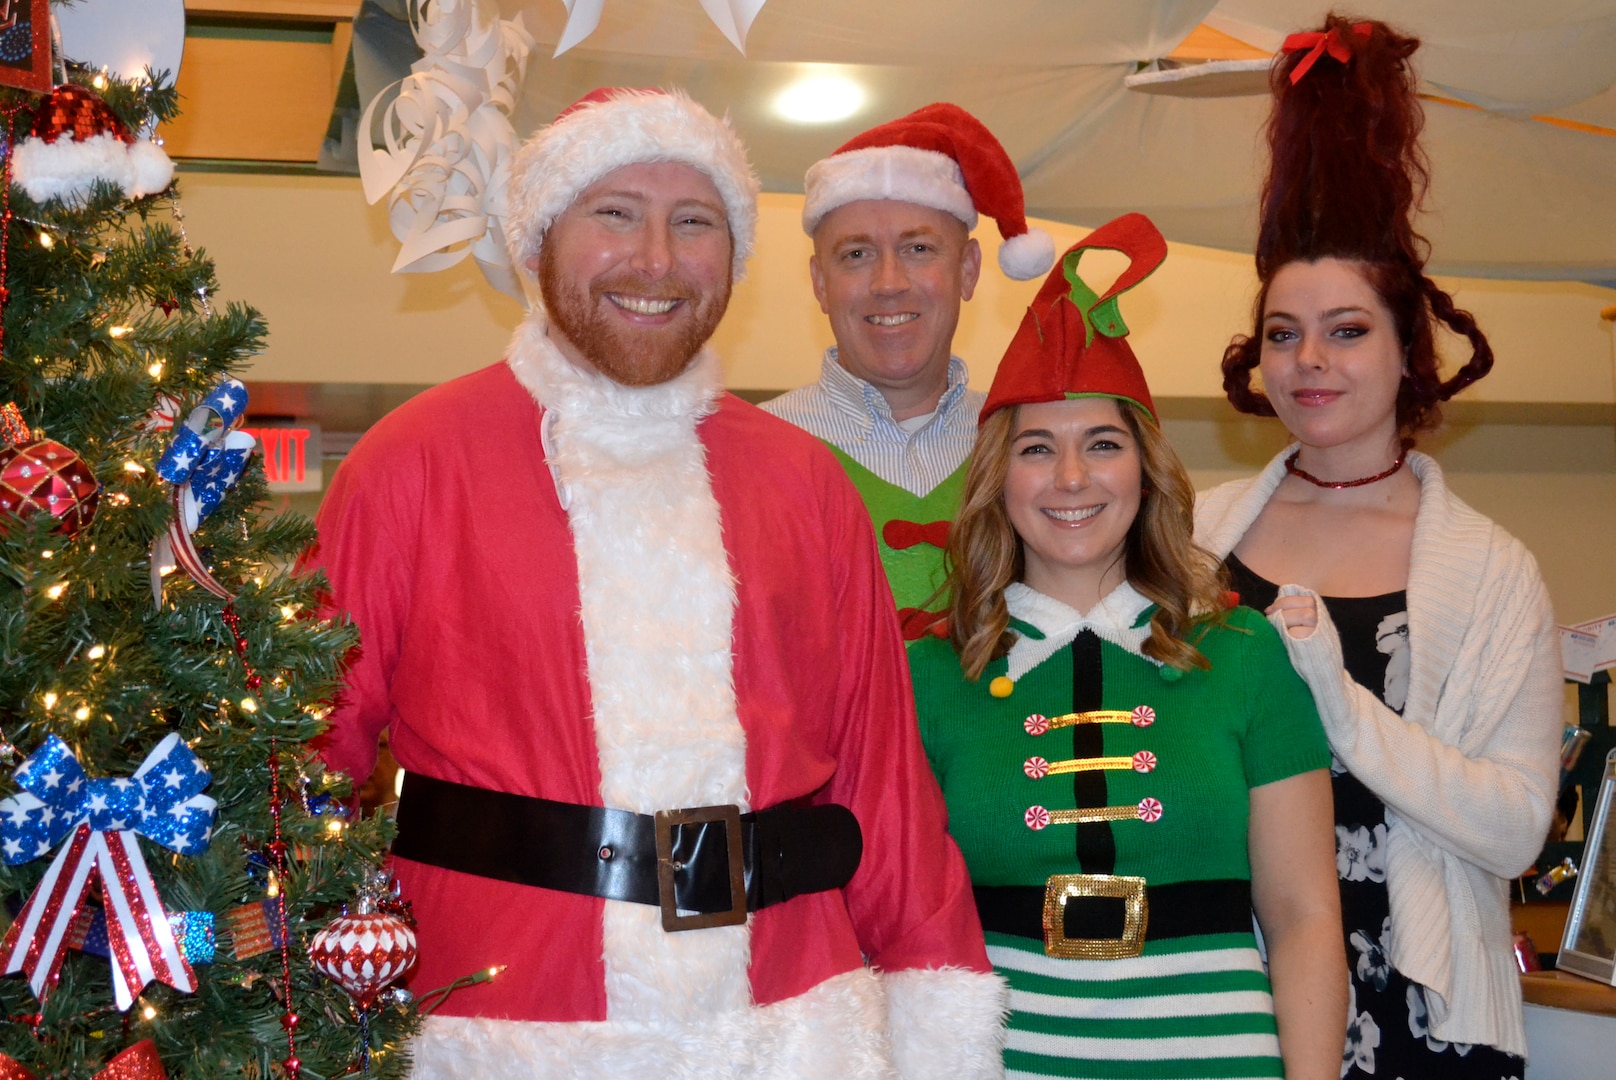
[[504, 87, 761, 283], [802, 102, 1055, 281], [10, 83, 174, 205]]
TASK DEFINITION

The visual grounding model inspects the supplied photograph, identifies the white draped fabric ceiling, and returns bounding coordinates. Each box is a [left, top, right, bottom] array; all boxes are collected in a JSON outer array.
[[353, 0, 1616, 292]]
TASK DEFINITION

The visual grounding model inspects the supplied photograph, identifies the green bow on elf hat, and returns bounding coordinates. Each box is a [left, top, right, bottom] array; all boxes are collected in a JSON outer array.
[[981, 212, 1167, 423]]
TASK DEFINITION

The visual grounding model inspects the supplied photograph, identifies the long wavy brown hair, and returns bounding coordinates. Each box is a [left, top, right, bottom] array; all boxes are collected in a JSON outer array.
[[1222, 14, 1493, 440], [946, 400, 1228, 681]]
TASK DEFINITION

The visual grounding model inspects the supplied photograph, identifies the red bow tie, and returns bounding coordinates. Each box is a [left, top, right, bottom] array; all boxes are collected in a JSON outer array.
[[883, 519, 951, 551]]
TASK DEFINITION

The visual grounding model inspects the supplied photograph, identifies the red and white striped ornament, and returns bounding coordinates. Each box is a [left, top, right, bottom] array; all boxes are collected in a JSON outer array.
[[308, 903, 418, 1010]]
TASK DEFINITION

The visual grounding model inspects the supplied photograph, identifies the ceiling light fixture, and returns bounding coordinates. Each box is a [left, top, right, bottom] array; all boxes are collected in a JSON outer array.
[[773, 73, 865, 124]]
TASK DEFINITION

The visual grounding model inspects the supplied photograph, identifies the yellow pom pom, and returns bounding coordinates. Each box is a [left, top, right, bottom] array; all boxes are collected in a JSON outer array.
[[989, 676, 1014, 698]]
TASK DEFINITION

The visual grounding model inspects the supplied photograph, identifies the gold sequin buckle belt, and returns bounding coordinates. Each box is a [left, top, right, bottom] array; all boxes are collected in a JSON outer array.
[[974, 878, 1254, 960], [1044, 873, 1148, 959]]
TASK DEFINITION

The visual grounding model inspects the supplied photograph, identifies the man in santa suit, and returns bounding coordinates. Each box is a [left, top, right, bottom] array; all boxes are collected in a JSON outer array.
[[310, 87, 1007, 1078]]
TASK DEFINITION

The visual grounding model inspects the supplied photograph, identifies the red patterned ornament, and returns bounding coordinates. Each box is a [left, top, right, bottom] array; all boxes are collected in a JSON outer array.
[[308, 900, 419, 1010], [0, 405, 99, 537]]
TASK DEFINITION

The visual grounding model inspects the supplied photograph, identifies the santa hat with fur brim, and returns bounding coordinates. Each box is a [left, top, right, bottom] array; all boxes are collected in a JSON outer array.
[[982, 212, 1167, 423], [505, 87, 760, 282], [802, 103, 1056, 281], [11, 84, 174, 205]]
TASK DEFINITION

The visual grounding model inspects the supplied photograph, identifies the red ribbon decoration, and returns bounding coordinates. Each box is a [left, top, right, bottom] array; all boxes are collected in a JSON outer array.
[[882, 519, 951, 551], [0, 1039, 167, 1080], [1281, 22, 1373, 83]]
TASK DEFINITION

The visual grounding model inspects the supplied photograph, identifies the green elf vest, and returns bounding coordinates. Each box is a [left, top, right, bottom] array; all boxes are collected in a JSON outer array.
[[823, 443, 968, 640]]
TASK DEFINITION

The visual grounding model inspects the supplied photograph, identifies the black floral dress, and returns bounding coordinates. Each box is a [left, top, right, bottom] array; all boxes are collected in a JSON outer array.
[[1228, 557, 1524, 1080]]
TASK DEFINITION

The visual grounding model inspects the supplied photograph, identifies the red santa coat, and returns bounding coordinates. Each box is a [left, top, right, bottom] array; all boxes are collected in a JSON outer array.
[[310, 319, 1003, 1078]]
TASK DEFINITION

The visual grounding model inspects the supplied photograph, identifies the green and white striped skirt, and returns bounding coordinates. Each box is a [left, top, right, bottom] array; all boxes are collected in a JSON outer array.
[[988, 931, 1284, 1079]]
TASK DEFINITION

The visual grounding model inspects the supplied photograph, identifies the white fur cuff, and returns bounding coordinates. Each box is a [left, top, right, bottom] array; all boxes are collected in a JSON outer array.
[[885, 967, 1009, 1080]]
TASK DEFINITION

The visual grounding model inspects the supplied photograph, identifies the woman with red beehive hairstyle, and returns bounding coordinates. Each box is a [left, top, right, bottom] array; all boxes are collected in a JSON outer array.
[[1196, 15, 1563, 1077]]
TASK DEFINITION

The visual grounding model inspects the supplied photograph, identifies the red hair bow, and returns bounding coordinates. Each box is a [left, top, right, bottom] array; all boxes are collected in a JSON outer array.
[[1281, 23, 1372, 84]]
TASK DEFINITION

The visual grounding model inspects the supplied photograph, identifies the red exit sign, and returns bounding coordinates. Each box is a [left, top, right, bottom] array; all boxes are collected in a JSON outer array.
[[242, 423, 323, 492]]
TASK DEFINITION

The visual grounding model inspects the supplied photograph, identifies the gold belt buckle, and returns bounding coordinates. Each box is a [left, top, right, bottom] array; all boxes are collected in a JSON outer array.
[[1043, 873, 1148, 959], [653, 804, 747, 932]]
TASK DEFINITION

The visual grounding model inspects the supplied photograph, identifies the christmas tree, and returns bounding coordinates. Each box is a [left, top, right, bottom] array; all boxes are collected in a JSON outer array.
[[0, 65, 420, 1080]]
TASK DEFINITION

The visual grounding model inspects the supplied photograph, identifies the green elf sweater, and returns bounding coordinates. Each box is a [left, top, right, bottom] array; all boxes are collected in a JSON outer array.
[[910, 582, 1329, 1079], [825, 444, 967, 638]]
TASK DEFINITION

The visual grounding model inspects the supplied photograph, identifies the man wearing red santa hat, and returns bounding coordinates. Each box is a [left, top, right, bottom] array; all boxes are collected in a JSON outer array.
[[309, 87, 1006, 1078], [764, 105, 1055, 637]]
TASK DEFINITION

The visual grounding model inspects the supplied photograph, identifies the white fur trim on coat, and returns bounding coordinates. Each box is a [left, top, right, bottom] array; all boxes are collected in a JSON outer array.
[[410, 966, 895, 1079], [506, 316, 751, 1023], [505, 88, 759, 282], [802, 145, 977, 236], [885, 967, 1008, 1080]]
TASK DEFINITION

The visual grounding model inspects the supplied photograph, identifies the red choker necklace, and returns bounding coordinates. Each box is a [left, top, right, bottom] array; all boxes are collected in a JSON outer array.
[[1285, 449, 1407, 489]]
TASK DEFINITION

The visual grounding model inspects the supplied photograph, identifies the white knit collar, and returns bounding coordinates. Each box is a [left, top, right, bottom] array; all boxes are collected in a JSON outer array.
[[1003, 580, 1157, 681]]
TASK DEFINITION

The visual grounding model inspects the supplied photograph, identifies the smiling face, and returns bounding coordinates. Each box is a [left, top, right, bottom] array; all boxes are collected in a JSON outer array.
[[1003, 397, 1142, 612], [1258, 258, 1406, 469], [533, 161, 734, 387], [808, 199, 982, 419]]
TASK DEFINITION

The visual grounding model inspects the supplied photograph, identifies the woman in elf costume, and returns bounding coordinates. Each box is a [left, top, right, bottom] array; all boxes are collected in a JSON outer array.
[[1196, 16, 1563, 1077], [910, 213, 1345, 1080]]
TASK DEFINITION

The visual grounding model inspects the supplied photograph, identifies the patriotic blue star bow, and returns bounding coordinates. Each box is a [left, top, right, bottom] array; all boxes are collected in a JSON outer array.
[[151, 378, 256, 604], [0, 733, 216, 1009]]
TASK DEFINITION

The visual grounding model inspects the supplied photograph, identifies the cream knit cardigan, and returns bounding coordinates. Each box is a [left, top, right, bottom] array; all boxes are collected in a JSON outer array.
[[1195, 448, 1563, 1058]]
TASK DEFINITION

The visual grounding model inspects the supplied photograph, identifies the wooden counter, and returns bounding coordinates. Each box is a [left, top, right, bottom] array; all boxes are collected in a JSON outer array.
[[1521, 970, 1616, 1017]]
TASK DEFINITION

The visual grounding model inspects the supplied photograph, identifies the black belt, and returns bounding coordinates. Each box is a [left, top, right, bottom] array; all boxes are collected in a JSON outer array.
[[974, 878, 1252, 945], [394, 772, 862, 932]]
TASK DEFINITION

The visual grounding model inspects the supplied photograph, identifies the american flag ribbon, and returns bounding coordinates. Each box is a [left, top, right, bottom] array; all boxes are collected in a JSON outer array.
[[148, 379, 255, 606], [0, 735, 214, 1010]]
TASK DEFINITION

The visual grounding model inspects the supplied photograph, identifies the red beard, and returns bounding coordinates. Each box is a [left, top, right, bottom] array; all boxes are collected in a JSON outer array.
[[539, 248, 731, 387]]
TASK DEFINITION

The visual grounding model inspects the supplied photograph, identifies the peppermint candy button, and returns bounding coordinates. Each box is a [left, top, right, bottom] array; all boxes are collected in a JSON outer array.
[[1131, 706, 1156, 727], [1023, 757, 1050, 780], [1023, 714, 1050, 736], [1137, 797, 1163, 823], [1131, 750, 1157, 773], [1025, 806, 1051, 831]]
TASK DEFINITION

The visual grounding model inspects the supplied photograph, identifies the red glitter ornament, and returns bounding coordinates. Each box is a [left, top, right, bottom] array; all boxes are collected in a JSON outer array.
[[30, 83, 135, 146], [0, 404, 99, 537], [309, 903, 419, 1010]]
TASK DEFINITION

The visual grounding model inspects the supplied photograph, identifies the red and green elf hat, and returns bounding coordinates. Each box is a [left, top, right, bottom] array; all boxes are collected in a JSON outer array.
[[980, 212, 1167, 424]]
